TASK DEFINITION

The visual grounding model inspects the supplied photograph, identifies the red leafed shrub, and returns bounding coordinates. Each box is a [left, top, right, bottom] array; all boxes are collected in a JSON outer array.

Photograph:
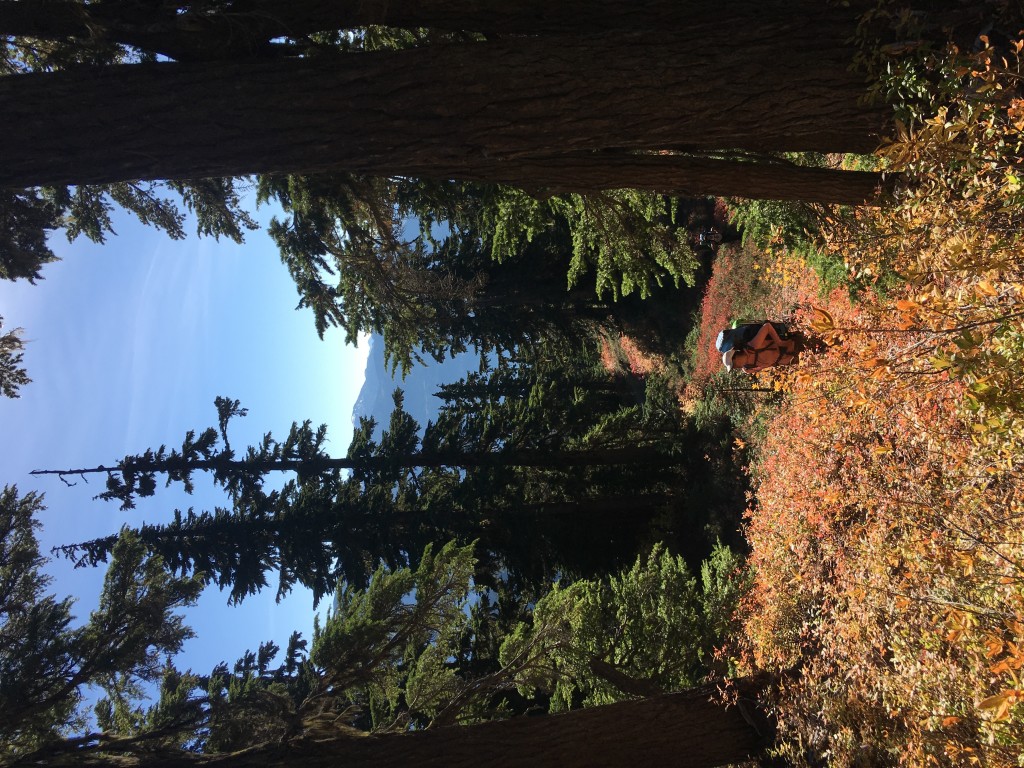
[[617, 334, 664, 376], [686, 242, 774, 390], [712, 198, 731, 228]]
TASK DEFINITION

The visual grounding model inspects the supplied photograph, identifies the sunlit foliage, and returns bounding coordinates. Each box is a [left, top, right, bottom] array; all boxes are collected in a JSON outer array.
[[734, 37, 1024, 767]]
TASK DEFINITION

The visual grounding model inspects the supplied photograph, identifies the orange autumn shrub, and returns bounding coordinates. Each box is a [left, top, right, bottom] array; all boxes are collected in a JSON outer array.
[[598, 333, 623, 376], [745, 292, 1024, 766], [739, 39, 1024, 766], [598, 332, 664, 378], [617, 334, 664, 377]]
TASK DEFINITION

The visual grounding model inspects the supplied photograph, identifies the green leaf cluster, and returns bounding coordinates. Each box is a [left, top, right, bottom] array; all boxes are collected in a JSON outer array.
[[311, 541, 478, 730]]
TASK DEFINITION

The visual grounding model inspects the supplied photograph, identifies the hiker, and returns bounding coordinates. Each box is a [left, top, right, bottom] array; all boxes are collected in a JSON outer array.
[[716, 321, 789, 354], [721, 321, 801, 374], [699, 229, 723, 246]]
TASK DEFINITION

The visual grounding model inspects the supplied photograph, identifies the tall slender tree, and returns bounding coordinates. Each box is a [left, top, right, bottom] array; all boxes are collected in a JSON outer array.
[[6, 0, 974, 200], [1, 26, 889, 190], [50, 370, 696, 602]]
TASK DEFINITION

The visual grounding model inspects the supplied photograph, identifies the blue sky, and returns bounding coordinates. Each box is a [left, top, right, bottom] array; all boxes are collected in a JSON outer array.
[[0, 201, 369, 674]]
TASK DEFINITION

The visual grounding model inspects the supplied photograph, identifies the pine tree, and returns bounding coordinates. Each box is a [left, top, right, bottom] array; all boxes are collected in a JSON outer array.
[[49, 381, 693, 602], [0, 316, 31, 398], [4, 535, 770, 768], [0, 486, 203, 761], [260, 175, 697, 371]]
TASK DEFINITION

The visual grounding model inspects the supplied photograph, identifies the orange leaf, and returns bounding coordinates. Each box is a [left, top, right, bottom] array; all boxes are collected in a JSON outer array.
[[978, 690, 1020, 721], [985, 635, 1004, 659], [809, 306, 835, 333]]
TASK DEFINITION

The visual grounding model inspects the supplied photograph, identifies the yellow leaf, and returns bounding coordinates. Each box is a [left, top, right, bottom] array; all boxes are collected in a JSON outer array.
[[976, 280, 998, 297], [809, 306, 834, 332]]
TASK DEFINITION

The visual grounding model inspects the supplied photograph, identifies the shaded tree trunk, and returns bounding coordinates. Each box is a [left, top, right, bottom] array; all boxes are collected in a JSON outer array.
[[2, 25, 887, 192], [451, 150, 888, 205], [1, 0, 997, 58], [0, 0, 852, 59], [27, 678, 774, 768]]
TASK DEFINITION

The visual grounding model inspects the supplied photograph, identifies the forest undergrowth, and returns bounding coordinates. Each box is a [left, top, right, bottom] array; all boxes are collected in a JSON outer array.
[[694, 38, 1024, 767]]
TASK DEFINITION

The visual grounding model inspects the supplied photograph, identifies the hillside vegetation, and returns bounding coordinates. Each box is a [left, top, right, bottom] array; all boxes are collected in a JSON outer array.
[[684, 36, 1024, 766]]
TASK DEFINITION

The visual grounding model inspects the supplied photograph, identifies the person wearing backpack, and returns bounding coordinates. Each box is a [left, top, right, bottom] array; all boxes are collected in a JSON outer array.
[[721, 321, 801, 373], [715, 321, 789, 355]]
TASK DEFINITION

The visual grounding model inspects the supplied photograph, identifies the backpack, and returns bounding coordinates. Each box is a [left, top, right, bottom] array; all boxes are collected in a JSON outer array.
[[715, 322, 789, 353]]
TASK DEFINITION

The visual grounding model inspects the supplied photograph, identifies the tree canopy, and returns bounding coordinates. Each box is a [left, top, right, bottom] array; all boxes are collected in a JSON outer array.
[[46, 332, 728, 603], [0, 486, 202, 761], [1, 492, 761, 768], [0, 316, 30, 398]]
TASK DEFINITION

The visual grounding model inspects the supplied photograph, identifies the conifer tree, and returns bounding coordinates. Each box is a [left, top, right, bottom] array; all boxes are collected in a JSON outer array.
[[260, 174, 696, 371], [9, 1, 983, 199], [4, 533, 767, 768], [0, 316, 31, 398], [49, 379, 694, 602], [0, 486, 203, 760]]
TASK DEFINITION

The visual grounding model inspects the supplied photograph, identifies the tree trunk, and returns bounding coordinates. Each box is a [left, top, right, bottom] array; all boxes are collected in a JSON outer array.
[[0, 0, 855, 58], [449, 151, 887, 205], [33, 679, 773, 768], [35, 445, 691, 481], [1, 26, 887, 191], [1, 0, 997, 56]]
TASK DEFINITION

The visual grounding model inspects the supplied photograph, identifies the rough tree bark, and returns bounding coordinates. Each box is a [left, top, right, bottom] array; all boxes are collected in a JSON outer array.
[[0, 0, 856, 58], [2, 24, 887, 195], [0, 0, 997, 58], [21, 678, 774, 768], [449, 151, 886, 205]]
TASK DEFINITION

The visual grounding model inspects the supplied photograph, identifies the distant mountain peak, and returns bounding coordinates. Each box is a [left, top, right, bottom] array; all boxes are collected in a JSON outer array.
[[350, 333, 479, 434]]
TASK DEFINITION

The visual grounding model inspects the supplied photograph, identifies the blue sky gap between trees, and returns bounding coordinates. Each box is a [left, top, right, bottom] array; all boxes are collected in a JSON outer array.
[[0, 202, 370, 673]]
